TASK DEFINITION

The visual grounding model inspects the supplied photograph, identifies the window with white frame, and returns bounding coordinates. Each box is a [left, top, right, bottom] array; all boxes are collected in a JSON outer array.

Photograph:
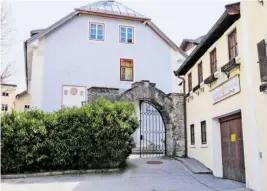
[[120, 26, 134, 43], [2, 92, 9, 96], [89, 22, 104, 41], [1, 104, 8, 111], [24, 105, 30, 110]]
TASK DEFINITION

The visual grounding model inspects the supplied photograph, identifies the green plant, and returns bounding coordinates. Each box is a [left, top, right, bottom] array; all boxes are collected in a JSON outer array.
[[1, 98, 138, 174]]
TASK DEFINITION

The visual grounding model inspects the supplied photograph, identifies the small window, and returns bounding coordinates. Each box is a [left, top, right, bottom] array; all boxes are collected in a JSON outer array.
[[228, 29, 238, 60], [120, 58, 133, 81], [201, 121, 207, 144], [210, 48, 217, 74], [89, 22, 104, 41], [198, 62, 203, 84], [120, 26, 134, 44], [2, 92, 9, 96], [1, 104, 8, 111], [24, 105, 30, 110], [257, 39, 267, 82], [188, 73, 192, 92], [190, 124, 195, 145]]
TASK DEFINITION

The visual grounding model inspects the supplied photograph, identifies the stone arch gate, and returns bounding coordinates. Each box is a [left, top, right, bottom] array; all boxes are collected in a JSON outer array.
[[87, 80, 185, 157]]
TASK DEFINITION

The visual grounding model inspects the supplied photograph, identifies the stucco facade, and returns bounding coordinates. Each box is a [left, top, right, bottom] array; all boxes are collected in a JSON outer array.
[[15, 92, 30, 111], [1, 84, 17, 112], [242, 1, 267, 190], [175, 1, 267, 190], [26, 2, 185, 111]]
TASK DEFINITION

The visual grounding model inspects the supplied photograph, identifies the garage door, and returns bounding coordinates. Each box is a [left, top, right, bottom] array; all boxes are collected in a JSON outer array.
[[219, 113, 245, 183]]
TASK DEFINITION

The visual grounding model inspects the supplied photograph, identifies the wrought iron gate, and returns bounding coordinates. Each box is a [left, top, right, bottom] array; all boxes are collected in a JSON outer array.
[[140, 101, 166, 157]]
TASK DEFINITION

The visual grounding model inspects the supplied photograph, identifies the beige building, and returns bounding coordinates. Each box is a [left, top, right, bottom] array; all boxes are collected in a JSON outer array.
[[1, 84, 30, 112], [174, 1, 267, 191], [1, 84, 17, 112], [15, 91, 30, 111]]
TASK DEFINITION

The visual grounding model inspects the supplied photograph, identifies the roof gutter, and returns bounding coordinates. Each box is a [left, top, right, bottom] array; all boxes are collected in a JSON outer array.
[[175, 11, 229, 76], [24, 41, 28, 89]]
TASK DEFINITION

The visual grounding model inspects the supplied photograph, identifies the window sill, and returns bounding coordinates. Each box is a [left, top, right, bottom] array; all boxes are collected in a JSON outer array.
[[119, 80, 133, 84], [189, 146, 196, 148], [201, 145, 208, 148]]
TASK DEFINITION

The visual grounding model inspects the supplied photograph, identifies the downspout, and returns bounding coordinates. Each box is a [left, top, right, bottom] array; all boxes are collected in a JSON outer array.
[[174, 71, 187, 158]]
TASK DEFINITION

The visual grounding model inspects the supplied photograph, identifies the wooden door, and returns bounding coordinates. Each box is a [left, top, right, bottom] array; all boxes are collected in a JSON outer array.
[[219, 113, 245, 183]]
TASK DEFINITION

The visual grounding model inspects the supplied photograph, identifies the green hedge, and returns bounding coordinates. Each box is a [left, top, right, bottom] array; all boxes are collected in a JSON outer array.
[[1, 98, 139, 174]]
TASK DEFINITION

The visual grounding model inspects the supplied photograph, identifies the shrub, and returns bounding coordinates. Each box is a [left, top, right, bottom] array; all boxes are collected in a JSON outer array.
[[1, 98, 138, 174]]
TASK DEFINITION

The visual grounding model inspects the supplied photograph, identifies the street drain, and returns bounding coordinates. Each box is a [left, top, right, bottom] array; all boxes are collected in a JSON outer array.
[[146, 161, 163, 164]]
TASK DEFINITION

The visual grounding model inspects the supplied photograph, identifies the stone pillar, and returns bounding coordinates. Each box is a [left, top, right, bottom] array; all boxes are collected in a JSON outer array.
[[87, 87, 119, 103]]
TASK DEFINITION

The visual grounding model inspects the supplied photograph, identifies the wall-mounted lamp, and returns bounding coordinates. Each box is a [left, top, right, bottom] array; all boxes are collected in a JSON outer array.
[[258, 0, 264, 6]]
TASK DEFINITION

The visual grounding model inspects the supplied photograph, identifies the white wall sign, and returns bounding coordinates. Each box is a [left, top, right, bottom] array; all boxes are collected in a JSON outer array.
[[211, 75, 240, 104], [62, 86, 86, 107]]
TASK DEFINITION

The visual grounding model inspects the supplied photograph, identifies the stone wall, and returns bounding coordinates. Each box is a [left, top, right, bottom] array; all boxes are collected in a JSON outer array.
[[86, 81, 185, 157], [119, 81, 185, 157], [87, 87, 119, 103]]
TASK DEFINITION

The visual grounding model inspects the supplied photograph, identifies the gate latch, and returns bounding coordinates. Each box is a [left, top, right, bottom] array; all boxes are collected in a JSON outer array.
[[140, 135, 143, 140]]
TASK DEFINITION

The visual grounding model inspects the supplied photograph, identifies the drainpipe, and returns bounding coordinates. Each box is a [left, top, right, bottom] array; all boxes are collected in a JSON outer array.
[[174, 71, 187, 158]]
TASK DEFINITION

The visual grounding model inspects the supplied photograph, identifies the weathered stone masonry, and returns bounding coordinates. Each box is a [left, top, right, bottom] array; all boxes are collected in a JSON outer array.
[[87, 81, 185, 157]]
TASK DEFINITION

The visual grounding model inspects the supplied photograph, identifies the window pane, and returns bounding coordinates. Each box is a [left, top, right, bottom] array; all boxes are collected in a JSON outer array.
[[125, 67, 133, 80], [90, 24, 96, 29], [127, 27, 133, 34], [90, 34, 96, 39], [97, 35, 103, 40], [121, 67, 126, 80], [125, 61, 132, 67], [121, 37, 126, 42], [121, 27, 126, 33], [97, 24, 103, 30], [90, 29, 96, 34]]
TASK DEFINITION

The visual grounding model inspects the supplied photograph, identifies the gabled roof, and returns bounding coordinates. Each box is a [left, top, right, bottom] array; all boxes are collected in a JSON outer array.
[[174, 2, 240, 76], [77, 0, 149, 20], [24, 0, 186, 88], [180, 35, 205, 51], [16, 90, 27, 98], [1, 83, 17, 87]]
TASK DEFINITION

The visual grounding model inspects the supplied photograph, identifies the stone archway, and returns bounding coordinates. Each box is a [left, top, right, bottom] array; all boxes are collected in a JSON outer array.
[[119, 80, 185, 157]]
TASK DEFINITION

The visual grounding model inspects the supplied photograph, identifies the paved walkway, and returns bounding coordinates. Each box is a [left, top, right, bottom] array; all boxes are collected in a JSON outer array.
[[1, 157, 250, 191]]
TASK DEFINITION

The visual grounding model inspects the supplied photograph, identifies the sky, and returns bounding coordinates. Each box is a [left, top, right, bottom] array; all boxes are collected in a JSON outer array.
[[4, 0, 236, 93]]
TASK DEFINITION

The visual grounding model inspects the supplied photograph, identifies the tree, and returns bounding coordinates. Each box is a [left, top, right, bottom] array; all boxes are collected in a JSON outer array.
[[1, 1, 16, 85]]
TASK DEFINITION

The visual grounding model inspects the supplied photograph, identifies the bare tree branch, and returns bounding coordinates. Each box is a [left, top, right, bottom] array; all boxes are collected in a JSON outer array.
[[1, 1, 16, 84]]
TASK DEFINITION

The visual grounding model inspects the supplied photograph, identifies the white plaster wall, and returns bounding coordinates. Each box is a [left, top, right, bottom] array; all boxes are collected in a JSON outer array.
[[171, 49, 184, 93], [30, 38, 44, 109], [40, 14, 182, 111]]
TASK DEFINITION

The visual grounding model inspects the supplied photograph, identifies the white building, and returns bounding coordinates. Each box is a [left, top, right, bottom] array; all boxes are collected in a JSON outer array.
[[24, 0, 186, 111]]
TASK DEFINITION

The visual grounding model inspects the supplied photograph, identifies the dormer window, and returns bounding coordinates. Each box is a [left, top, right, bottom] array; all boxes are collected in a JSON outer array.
[[120, 26, 134, 44], [89, 22, 104, 41]]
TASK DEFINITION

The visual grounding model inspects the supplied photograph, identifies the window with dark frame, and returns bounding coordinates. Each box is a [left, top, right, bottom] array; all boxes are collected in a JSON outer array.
[[228, 29, 238, 60], [188, 73, 192, 92], [201, 121, 207, 144], [1, 104, 8, 111], [120, 58, 133, 81], [210, 48, 217, 74], [257, 39, 267, 82], [198, 62, 203, 84], [190, 124, 195, 145], [24, 105, 30, 110], [2, 92, 9, 96], [120, 26, 134, 44]]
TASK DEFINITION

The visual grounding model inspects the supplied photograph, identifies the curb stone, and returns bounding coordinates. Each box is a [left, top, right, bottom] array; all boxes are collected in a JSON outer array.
[[1, 168, 121, 179]]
